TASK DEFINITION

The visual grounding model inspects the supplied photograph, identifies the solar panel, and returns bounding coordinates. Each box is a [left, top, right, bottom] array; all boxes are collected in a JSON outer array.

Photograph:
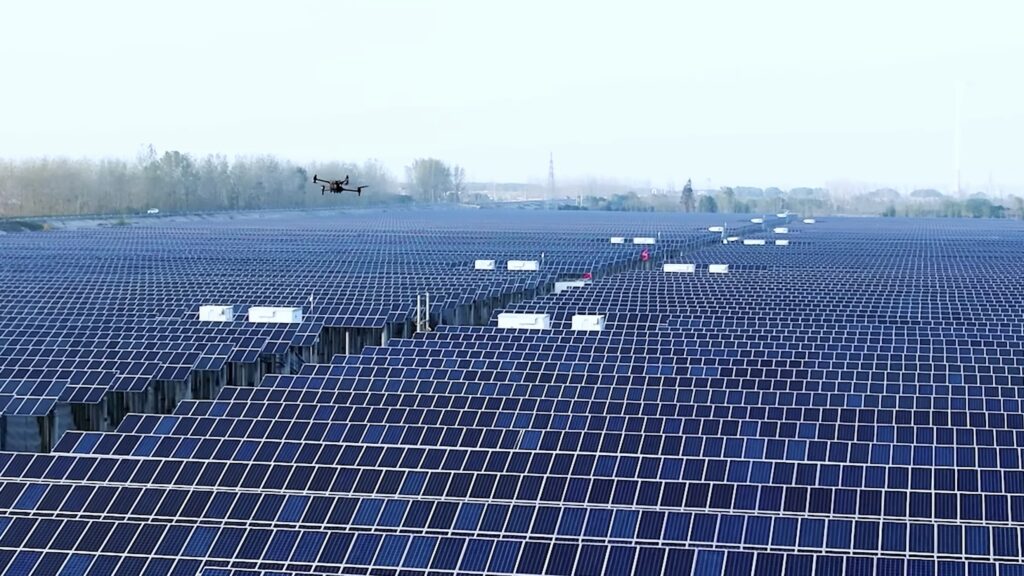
[[2, 212, 1024, 574]]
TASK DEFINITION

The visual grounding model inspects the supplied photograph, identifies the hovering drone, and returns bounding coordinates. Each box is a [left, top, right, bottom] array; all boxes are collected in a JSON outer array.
[[313, 174, 368, 196]]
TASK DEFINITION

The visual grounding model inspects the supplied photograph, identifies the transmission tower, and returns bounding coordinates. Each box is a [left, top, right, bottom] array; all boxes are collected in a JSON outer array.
[[547, 152, 556, 199], [954, 81, 964, 196]]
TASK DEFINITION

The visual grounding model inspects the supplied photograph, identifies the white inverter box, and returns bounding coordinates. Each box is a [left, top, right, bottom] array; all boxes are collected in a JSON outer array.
[[743, 239, 766, 245], [663, 263, 696, 273], [571, 315, 605, 331], [610, 237, 626, 244], [633, 237, 656, 245], [776, 239, 790, 246], [555, 280, 590, 293], [507, 260, 539, 271], [474, 259, 496, 270], [497, 313, 551, 329], [249, 307, 303, 323], [199, 305, 234, 322], [709, 264, 730, 274]]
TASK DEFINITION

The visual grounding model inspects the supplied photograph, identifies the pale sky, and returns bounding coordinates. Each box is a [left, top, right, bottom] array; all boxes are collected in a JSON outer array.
[[2, 0, 1022, 191]]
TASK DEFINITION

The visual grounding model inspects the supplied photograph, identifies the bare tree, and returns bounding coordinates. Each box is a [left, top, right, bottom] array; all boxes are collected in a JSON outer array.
[[680, 179, 695, 212], [697, 194, 718, 213], [406, 158, 452, 203], [451, 165, 466, 203], [716, 186, 736, 213]]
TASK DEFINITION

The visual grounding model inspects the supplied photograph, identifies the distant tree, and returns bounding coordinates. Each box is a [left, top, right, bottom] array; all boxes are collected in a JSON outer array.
[[786, 195, 830, 217], [910, 188, 944, 200], [140, 150, 199, 211], [788, 187, 819, 198], [750, 187, 783, 213], [406, 158, 452, 202], [95, 158, 134, 214], [964, 197, 1005, 218], [697, 194, 718, 213], [680, 179, 695, 212], [167, 151, 200, 211], [1011, 196, 1024, 219], [0, 160, 12, 217], [356, 159, 397, 196], [451, 165, 466, 203], [871, 188, 901, 203], [734, 186, 765, 198], [195, 155, 230, 210], [881, 205, 897, 217], [942, 200, 963, 217], [716, 186, 736, 212]]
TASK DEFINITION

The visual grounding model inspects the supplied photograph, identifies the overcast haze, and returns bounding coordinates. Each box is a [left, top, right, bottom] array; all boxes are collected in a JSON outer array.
[[2, 0, 1022, 191]]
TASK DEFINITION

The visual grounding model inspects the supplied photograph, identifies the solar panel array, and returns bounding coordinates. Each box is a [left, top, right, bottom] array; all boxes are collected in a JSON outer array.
[[3, 211, 1020, 575], [2, 210, 767, 451]]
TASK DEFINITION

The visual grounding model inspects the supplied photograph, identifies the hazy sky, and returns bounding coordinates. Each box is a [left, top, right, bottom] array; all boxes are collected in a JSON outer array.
[[2, 1, 1022, 191]]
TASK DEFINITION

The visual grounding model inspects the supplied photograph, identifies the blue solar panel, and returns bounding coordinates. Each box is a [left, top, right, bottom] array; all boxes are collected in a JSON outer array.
[[2, 213, 1024, 574]]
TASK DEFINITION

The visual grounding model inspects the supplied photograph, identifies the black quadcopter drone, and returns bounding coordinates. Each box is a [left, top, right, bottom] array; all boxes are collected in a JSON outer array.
[[313, 174, 368, 196]]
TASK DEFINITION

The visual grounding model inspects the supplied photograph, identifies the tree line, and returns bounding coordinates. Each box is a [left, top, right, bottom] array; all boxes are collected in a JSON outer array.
[[563, 180, 1024, 219], [0, 147, 470, 218], [3, 151, 1022, 220], [560, 182, 836, 216], [878, 191, 1019, 219]]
